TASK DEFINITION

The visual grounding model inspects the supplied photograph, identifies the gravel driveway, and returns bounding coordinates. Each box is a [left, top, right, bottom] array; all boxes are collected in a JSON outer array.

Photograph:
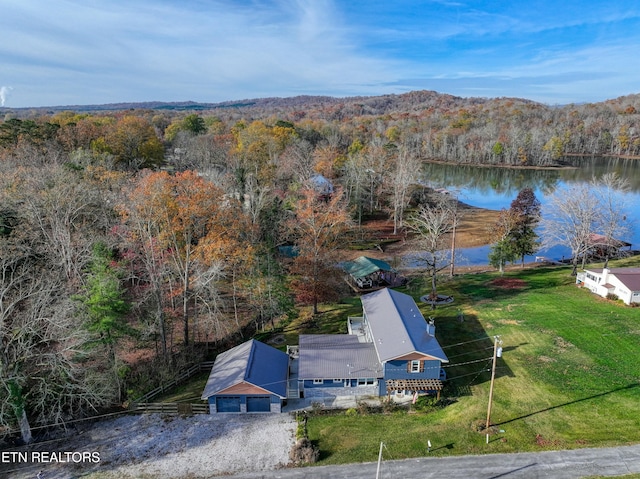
[[2, 412, 297, 479]]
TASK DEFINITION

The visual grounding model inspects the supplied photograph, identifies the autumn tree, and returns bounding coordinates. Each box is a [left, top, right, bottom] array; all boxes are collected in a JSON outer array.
[[95, 115, 164, 169], [231, 120, 297, 189], [120, 170, 252, 347], [287, 186, 352, 314]]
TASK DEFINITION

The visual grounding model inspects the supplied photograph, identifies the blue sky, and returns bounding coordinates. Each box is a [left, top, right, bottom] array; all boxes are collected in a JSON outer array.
[[1, 0, 639, 108]]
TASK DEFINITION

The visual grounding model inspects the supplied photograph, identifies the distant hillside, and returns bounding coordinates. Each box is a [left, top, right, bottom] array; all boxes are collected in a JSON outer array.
[[1, 90, 542, 117]]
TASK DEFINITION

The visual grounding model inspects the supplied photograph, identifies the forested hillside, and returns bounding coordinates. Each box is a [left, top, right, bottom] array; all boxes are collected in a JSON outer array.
[[0, 89, 638, 444]]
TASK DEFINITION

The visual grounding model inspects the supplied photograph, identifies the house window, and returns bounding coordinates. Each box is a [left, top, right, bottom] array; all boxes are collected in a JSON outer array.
[[313, 379, 323, 385], [357, 378, 375, 386], [409, 360, 423, 373], [333, 379, 342, 383]]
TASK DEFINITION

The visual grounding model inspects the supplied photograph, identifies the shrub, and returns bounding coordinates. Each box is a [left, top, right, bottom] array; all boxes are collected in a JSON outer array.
[[412, 395, 441, 412], [606, 293, 619, 301], [289, 438, 320, 465]]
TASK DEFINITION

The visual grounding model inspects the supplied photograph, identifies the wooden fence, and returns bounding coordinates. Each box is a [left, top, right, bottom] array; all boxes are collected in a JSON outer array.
[[133, 360, 215, 404], [131, 402, 209, 415]]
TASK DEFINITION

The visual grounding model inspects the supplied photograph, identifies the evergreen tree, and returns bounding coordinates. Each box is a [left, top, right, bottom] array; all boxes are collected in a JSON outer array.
[[509, 188, 541, 266]]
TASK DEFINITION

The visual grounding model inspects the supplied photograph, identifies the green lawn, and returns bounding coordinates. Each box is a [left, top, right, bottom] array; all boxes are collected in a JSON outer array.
[[153, 371, 210, 403], [305, 258, 640, 465]]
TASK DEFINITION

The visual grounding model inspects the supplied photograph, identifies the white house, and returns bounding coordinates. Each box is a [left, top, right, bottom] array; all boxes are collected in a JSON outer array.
[[576, 267, 640, 305]]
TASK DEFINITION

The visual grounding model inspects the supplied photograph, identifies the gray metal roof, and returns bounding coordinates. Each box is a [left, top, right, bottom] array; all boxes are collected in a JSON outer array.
[[361, 288, 449, 363], [201, 339, 289, 399], [298, 334, 382, 380]]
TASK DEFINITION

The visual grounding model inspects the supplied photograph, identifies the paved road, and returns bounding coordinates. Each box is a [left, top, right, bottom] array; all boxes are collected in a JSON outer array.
[[225, 444, 640, 479]]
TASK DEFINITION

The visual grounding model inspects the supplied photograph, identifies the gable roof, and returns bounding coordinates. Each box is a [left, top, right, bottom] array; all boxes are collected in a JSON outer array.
[[201, 339, 288, 399], [361, 288, 448, 363], [298, 334, 381, 380], [585, 267, 640, 292], [343, 256, 395, 279], [586, 234, 632, 248], [310, 174, 334, 195], [614, 270, 640, 291]]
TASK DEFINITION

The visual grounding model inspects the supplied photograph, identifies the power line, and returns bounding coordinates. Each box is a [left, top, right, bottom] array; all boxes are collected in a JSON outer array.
[[441, 336, 494, 350]]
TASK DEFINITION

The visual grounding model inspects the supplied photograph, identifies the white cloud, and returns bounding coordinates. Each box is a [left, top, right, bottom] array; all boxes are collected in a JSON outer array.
[[1, 0, 639, 106]]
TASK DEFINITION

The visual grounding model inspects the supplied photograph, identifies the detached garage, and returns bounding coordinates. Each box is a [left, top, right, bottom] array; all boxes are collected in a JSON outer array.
[[201, 339, 289, 413]]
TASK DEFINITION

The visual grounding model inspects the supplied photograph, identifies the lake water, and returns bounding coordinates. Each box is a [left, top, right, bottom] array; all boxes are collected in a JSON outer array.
[[419, 157, 640, 267]]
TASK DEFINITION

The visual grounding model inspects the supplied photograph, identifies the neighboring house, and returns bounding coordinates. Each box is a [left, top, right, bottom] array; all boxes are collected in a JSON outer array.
[[297, 288, 449, 400], [576, 267, 640, 305], [342, 256, 405, 290], [201, 339, 288, 413], [310, 174, 334, 199], [585, 233, 632, 260]]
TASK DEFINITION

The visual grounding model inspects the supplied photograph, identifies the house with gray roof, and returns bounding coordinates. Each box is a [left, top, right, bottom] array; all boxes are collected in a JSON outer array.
[[201, 339, 288, 413], [296, 288, 448, 400], [204, 289, 449, 410], [297, 335, 382, 398]]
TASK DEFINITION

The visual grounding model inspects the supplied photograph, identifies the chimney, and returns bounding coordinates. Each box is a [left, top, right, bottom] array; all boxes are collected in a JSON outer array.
[[602, 268, 610, 283], [427, 317, 435, 336]]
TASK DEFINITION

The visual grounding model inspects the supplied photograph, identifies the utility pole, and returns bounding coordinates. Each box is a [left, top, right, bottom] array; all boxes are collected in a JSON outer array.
[[486, 335, 503, 444], [449, 192, 459, 277]]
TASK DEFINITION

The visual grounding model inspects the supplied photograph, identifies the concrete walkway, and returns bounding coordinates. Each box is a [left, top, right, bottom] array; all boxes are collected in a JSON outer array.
[[225, 443, 640, 479]]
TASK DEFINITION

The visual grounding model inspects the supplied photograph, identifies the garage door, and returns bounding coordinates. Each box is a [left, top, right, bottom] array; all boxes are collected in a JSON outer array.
[[216, 396, 241, 413], [246, 396, 271, 412]]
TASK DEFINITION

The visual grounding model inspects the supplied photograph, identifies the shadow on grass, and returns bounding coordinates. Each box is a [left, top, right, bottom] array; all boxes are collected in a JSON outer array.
[[436, 309, 516, 396], [497, 382, 640, 426], [429, 442, 455, 453]]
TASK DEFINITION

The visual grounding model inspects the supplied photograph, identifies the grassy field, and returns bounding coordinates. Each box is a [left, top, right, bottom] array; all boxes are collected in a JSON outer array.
[[303, 257, 640, 465]]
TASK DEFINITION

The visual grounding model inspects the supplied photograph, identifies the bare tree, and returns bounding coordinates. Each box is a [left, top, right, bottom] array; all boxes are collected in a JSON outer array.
[[590, 172, 632, 268], [387, 140, 421, 234], [540, 183, 600, 275], [408, 194, 457, 307], [0, 246, 117, 444], [541, 175, 633, 275]]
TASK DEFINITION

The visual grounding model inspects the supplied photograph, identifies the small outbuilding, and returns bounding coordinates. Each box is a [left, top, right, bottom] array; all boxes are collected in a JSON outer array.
[[343, 256, 404, 290], [201, 339, 288, 413]]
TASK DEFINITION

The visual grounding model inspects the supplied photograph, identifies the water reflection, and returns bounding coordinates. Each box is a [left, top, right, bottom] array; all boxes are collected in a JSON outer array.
[[422, 157, 640, 198], [419, 157, 640, 265]]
